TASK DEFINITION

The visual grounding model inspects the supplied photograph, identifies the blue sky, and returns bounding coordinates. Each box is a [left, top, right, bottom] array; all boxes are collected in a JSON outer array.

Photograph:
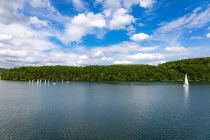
[[0, 0, 210, 67]]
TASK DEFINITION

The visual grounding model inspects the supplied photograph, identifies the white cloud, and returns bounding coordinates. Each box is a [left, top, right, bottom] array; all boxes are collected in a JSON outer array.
[[101, 0, 122, 10], [165, 46, 187, 52], [130, 33, 150, 41], [95, 0, 155, 11], [79, 55, 89, 60], [0, 0, 25, 24], [0, 48, 28, 58], [0, 22, 61, 67], [128, 53, 163, 60], [188, 7, 210, 28], [29, 0, 51, 8], [96, 0, 134, 10], [28, 16, 48, 27], [149, 60, 166, 65], [92, 50, 104, 58], [72, 0, 85, 10], [190, 36, 203, 40], [152, 5, 210, 57], [113, 60, 133, 64], [93, 42, 159, 54], [139, 0, 155, 8], [61, 12, 106, 42], [27, 0, 70, 25], [157, 6, 210, 33], [206, 33, 210, 38], [0, 34, 13, 41], [108, 8, 135, 29]]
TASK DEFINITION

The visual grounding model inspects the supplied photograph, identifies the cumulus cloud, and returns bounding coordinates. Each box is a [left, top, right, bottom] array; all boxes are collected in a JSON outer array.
[[113, 60, 134, 64], [0, 20, 61, 67], [61, 12, 106, 42], [0, 0, 25, 24], [92, 50, 104, 58], [108, 8, 135, 30], [28, 16, 48, 28], [72, 0, 85, 10], [0, 48, 28, 58], [95, 0, 154, 10], [95, 0, 139, 11], [0, 21, 160, 67], [130, 33, 150, 41], [53, 8, 134, 43], [93, 42, 159, 54], [206, 33, 210, 38], [79, 55, 89, 60], [150, 60, 166, 65], [165, 46, 187, 52], [128, 53, 163, 60], [139, 0, 155, 8], [0, 34, 13, 41]]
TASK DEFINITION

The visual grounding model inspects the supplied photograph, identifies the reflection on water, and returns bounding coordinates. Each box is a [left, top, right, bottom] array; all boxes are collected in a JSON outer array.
[[184, 86, 189, 99], [183, 86, 189, 107]]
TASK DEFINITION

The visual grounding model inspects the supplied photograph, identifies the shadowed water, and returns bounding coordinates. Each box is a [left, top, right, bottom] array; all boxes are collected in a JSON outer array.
[[0, 80, 210, 139]]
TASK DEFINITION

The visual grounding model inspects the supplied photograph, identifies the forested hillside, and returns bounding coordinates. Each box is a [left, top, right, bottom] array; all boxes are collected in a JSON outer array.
[[1, 57, 210, 82], [0, 68, 5, 72]]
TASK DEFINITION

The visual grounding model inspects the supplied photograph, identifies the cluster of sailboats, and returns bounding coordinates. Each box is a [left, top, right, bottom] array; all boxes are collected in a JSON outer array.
[[29, 80, 57, 85]]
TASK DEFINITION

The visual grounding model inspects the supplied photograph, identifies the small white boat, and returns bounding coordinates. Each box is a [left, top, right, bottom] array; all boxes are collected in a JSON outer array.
[[52, 82, 56, 85], [183, 73, 189, 87]]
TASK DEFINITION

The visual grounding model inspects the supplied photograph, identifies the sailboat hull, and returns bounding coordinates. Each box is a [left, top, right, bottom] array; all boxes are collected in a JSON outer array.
[[183, 84, 189, 87]]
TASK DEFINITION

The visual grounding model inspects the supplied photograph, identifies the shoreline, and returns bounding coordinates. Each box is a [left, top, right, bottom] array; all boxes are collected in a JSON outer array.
[[1, 79, 209, 84]]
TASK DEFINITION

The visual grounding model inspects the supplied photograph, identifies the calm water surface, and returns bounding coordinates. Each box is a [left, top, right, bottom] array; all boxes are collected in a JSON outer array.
[[0, 80, 210, 140]]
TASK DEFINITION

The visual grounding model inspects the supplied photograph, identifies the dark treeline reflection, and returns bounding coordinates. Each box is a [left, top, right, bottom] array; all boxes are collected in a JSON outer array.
[[1, 57, 210, 82]]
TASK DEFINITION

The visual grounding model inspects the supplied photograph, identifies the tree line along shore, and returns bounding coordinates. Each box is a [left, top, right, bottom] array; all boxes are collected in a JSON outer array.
[[1, 57, 210, 82]]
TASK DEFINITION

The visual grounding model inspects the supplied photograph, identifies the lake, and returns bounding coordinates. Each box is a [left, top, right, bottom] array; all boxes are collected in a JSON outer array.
[[0, 80, 210, 139]]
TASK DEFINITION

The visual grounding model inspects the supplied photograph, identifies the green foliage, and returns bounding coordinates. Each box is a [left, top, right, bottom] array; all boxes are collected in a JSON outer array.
[[1, 57, 210, 82], [0, 68, 5, 72]]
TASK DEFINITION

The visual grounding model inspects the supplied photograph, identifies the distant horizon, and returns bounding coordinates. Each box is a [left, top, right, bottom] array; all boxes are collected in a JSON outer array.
[[0, 0, 210, 68]]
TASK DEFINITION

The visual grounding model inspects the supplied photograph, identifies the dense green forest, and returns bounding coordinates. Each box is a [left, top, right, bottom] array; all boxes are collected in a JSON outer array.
[[1, 57, 210, 82], [0, 68, 5, 72]]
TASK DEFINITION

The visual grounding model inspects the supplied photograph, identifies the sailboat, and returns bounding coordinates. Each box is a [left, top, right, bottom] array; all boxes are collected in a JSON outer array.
[[183, 73, 189, 87]]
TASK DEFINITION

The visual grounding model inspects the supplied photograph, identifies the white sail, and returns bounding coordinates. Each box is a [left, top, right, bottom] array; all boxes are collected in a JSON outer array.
[[184, 74, 189, 86]]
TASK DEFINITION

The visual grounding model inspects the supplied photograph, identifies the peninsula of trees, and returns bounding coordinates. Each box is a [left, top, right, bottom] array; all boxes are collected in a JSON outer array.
[[1, 57, 210, 82]]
